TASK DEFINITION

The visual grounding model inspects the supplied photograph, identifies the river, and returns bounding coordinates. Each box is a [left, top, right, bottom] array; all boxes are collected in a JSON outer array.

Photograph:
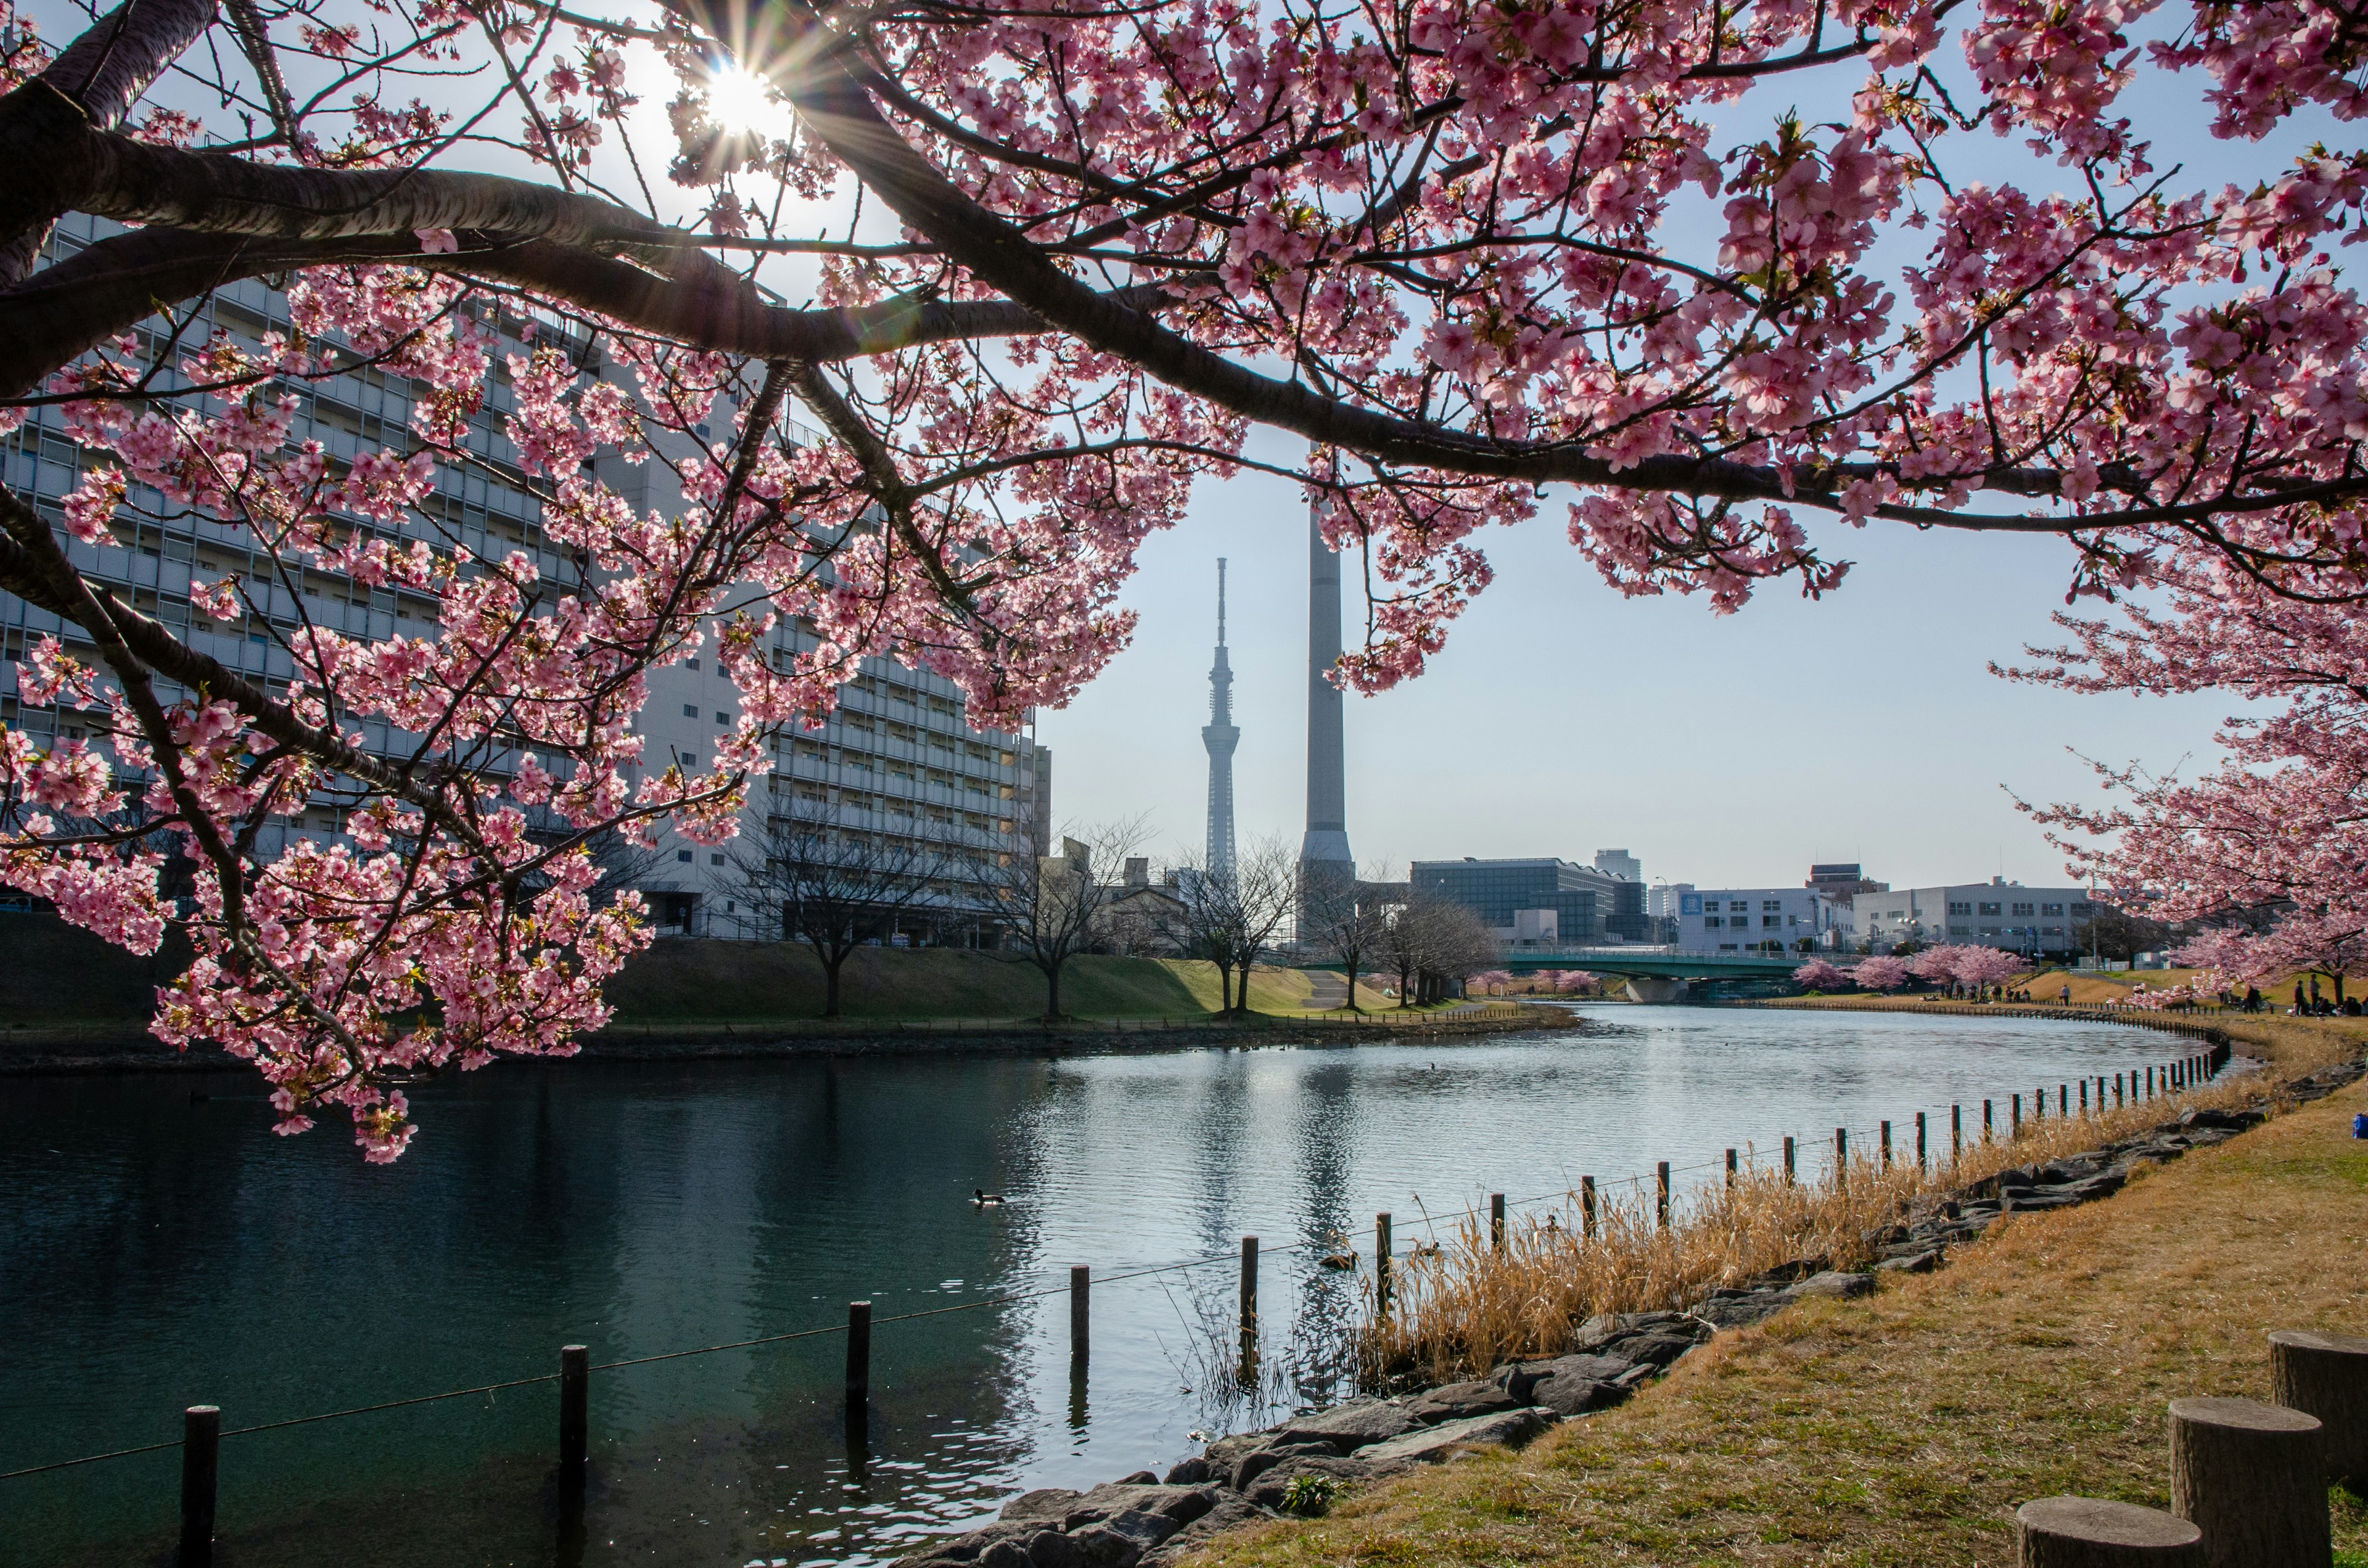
[[0, 1006, 2193, 1567]]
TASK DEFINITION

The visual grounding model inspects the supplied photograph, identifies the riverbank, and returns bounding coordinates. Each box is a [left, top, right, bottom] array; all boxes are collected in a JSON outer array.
[[1169, 1015, 2367, 1568], [0, 998, 1571, 1073]]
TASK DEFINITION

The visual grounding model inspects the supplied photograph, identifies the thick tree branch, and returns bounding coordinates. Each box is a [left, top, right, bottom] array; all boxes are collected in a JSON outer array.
[[0, 0, 220, 284], [0, 226, 1169, 397]]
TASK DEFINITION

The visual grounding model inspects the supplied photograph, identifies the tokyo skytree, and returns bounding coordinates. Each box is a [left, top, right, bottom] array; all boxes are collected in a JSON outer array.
[[1202, 558, 1240, 877]]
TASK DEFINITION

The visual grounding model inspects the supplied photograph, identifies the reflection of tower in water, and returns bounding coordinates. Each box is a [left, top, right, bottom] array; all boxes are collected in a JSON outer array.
[[1283, 1060, 1364, 1404]]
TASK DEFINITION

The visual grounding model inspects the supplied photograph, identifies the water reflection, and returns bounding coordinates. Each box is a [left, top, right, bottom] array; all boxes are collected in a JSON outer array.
[[1, 1009, 2187, 1566]]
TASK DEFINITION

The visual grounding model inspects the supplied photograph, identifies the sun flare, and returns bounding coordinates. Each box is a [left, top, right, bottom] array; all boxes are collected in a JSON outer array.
[[704, 65, 790, 138]]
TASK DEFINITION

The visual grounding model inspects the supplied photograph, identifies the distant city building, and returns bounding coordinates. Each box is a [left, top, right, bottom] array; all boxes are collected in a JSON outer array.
[[1593, 848, 1643, 883], [1646, 880, 1693, 942], [1413, 857, 1648, 946], [1679, 887, 1852, 950], [1858, 879, 2100, 954], [1806, 862, 1888, 908]]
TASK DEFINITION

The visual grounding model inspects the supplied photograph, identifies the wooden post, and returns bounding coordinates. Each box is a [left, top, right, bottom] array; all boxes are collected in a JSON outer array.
[[1070, 1265, 1090, 1363], [2080, 1078, 2089, 1111], [1917, 1110, 1928, 1172], [2012, 1496, 2204, 1567], [1952, 1104, 1963, 1164], [2012, 1093, 2022, 1137], [1880, 1120, 1892, 1167], [1984, 1099, 1994, 1142], [1835, 1127, 1848, 1183], [1726, 1147, 1738, 1188], [2062, 1083, 2070, 1115], [2269, 1328, 2368, 1491], [1238, 1236, 1258, 1342], [1581, 1176, 1597, 1239], [1656, 1162, 1670, 1229], [2146, 1065, 2153, 1098], [1490, 1192, 1506, 1251], [1376, 1212, 1392, 1307], [846, 1301, 872, 1405], [1783, 1136, 1796, 1184], [2168, 1395, 2328, 1568], [179, 1405, 220, 1568]]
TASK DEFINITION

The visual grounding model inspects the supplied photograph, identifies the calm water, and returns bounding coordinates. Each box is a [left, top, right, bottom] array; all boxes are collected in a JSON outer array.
[[0, 1007, 2192, 1567]]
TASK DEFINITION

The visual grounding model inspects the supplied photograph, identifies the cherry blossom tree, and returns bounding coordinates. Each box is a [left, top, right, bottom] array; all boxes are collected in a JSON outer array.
[[11, 0, 2368, 1155], [1553, 969, 1600, 995], [2016, 556, 2368, 1010], [1850, 954, 1910, 991], [1950, 945, 2025, 991], [1907, 945, 1967, 990], [1792, 957, 1851, 990]]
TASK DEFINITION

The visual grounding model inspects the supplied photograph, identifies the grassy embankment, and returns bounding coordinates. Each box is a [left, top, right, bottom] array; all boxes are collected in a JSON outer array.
[[1188, 1015, 2368, 1568], [603, 937, 1401, 1025], [0, 913, 1409, 1033]]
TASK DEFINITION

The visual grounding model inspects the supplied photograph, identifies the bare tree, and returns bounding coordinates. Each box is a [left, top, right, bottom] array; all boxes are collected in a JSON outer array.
[[1300, 861, 1392, 1013], [730, 817, 952, 1018], [1165, 836, 1301, 1016], [1381, 892, 1498, 1008], [980, 815, 1148, 1020]]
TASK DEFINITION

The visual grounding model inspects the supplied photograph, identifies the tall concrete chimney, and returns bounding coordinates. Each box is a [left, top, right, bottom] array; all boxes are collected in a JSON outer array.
[[1301, 502, 1354, 878]]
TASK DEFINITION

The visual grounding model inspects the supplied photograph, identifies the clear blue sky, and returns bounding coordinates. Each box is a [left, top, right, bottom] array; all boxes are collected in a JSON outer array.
[[1036, 432, 2233, 893]]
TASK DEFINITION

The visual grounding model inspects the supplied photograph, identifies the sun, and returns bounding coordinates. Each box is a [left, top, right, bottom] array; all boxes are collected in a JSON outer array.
[[704, 65, 791, 139]]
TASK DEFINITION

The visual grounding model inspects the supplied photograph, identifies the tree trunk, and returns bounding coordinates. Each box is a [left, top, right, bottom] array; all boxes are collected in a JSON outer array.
[[1343, 961, 1361, 1012], [1043, 959, 1063, 1020], [1235, 961, 1253, 1014], [822, 953, 844, 1019], [2168, 1395, 2328, 1568], [2013, 1497, 2204, 1567], [2270, 1329, 2368, 1491], [1217, 962, 1233, 1014]]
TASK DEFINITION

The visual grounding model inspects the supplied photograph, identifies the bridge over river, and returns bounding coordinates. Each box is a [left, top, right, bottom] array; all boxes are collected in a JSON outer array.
[[1299, 946, 1825, 1001]]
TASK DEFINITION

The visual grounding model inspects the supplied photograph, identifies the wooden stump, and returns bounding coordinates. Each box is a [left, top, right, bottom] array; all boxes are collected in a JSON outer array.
[[2270, 1329, 2368, 1492], [2015, 1497, 2205, 1568], [2169, 1395, 2329, 1568]]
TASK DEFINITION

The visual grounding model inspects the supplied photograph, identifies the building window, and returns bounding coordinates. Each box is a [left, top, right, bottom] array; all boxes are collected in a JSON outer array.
[[1704, 915, 1720, 928], [1978, 901, 2002, 916], [2071, 902, 2094, 915], [676, 850, 693, 863], [711, 853, 725, 866], [1949, 901, 1971, 916], [683, 703, 699, 716], [1949, 924, 1970, 935], [2012, 903, 2034, 916], [1719, 943, 1738, 951], [2041, 902, 2064, 916], [1729, 901, 1748, 912], [1763, 900, 1781, 911], [1762, 916, 1781, 928], [717, 711, 731, 725]]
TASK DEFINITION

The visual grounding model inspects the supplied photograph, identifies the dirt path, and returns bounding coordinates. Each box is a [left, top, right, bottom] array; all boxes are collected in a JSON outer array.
[[1191, 1051, 2368, 1567]]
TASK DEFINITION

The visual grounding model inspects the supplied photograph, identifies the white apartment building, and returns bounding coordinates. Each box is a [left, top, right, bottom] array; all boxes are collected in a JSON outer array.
[[1857, 879, 2100, 956], [1, 215, 1046, 941], [1678, 887, 1852, 950]]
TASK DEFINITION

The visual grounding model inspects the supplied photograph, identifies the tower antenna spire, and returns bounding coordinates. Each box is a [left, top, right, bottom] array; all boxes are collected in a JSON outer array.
[[1202, 556, 1240, 877]]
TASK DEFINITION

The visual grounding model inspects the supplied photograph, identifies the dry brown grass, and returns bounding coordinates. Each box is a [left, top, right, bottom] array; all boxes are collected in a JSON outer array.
[[1362, 1049, 2289, 1389], [1191, 1026, 2368, 1568]]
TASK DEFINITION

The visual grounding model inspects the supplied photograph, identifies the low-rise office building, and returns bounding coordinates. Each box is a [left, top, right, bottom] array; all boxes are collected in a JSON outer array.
[[1857, 879, 2101, 954], [1679, 887, 1852, 950], [1412, 856, 1648, 946]]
